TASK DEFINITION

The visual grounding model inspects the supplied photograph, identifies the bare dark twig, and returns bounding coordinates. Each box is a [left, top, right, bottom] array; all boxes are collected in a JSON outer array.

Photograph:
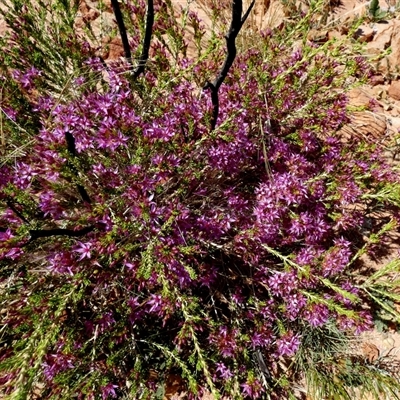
[[133, 0, 154, 78], [76, 184, 92, 204], [26, 226, 95, 245], [111, 0, 132, 65], [203, 0, 255, 130], [203, 81, 219, 131], [65, 132, 91, 204], [6, 200, 30, 224], [65, 131, 76, 156], [240, 1, 255, 28]]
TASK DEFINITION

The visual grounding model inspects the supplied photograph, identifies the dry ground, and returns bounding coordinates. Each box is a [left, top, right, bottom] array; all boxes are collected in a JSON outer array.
[[1, 0, 400, 398]]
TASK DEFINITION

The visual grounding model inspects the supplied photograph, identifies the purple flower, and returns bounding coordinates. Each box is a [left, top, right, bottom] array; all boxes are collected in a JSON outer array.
[[215, 362, 233, 380], [97, 312, 115, 333], [276, 332, 301, 357], [1, 25, 399, 400], [47, 251, 75, 275], [3, 247, 23, 260], [73, 76, 86, 86], [210, 326, 239, 359], [268, 272, 298, 297], [0, 229, 14, 242], [199, 265, 218, 287], [303, 303, 330, 327], [84, 57, 104, 71], [39, 191, 64, 219], [12, 67, 41, 89], [147, 294, 164, 315], [295, 246, 322, 266], [74, 242, 93, 260], [251, 329, 272, 349], [13, 162, 37, 188], [285, 293, 307, 321], [231, 289, 245, 305], [42, 353, 74, 382], [321, 238, 351, 277], [101, 383, 118, 399], [1, 106, 17, 121], [241, 379, 263, 399]]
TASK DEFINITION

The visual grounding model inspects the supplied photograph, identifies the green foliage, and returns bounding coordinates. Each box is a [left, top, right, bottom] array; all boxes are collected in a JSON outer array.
[[1, 0, 400, 399], [297, 324, 400, 400], [368, 0, 390, 21]]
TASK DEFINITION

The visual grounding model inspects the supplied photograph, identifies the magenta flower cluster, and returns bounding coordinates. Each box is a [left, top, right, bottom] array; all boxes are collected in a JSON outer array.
[[0, 10, 398, 399]]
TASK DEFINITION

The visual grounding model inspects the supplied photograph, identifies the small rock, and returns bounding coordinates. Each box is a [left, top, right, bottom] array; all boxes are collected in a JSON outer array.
[[388, 80, 400, 101], [371, 88, 383, 99], [76, 0, 100, 27], [381, 336, 395, 351], [365, 47, 382, 58], [83, 8, 100, 23], [164, 373, 185, 399], [101, 36, 125, 61], [327, 30, 343, 40], [389, 116, 400, 131], [347, 87, 373, 108], [387, 20, 400, 75], [260, 0, 285, 30], [384, 103, 393, 111], [370, 75, 385, 86], [78, 0, 90, 15], [102, 0, 113, 11], [0, 19, 8, 37], [307, 29, 328, 43], [354, 25, 375, 43], [338, 111, 387, 144], [361, 342, 380, 363], [366, 22, 393, 51]]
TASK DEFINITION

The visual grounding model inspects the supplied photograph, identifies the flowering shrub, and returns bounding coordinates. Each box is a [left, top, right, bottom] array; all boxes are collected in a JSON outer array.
[[1, 1, 400, 399]]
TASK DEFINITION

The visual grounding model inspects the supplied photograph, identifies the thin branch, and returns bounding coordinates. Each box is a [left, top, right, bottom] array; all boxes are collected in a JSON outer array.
[[203, 0, 255, 130], [65, 132, 91, 204], [29, 226, 95, 241], [240, 1, 255, 28], [76, 184, 92, 204], [111, 0, 132, 65], [65, 131, 76, 156], [6, 200, 30, 224], [133, 0, 154, 78], [203, 81, 219, 132]]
